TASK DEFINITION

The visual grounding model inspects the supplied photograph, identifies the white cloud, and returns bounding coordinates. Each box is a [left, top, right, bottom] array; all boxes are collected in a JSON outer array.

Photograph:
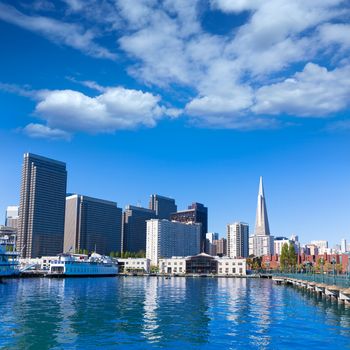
[[23, 123, 71, 140], [3, 1, 350, 130], [210, 0, 262, 13], [33, 87, 168, 134], [319, 23, 350, 49], [253, 63, 350, 116], [0, 2, 116, 59]]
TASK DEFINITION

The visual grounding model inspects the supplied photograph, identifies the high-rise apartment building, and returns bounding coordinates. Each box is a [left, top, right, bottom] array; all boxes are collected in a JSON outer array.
[[149, 194, 177, 220], [5, 206, 19, 230], [227, 222, 249, 258], [249, 177, 274, 257], [123, 205, 157, 253], [213, 238, 227, 256], [170, 202, 208, 252], [64, 194, 122, 255], [274, 237, 294, 255], [17, 153, 67, 258], [146, 219, 201, 266]]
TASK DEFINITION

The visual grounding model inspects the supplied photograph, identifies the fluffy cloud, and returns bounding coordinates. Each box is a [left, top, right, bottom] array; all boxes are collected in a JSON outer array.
[[23, 123, 71, 140], [0, 2, 116, 59], [2, 1, 350, 131], [32, 87, 170, 134], [253, 63, 350, 116]]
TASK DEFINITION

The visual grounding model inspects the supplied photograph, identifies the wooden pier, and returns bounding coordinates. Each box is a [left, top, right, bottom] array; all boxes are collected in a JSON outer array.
[[272, 276, 350, 304]]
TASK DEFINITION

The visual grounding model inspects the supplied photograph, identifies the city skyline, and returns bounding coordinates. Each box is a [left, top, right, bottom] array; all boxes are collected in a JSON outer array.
[[1, 151, 348, 248], [1, 1, 350, 246]]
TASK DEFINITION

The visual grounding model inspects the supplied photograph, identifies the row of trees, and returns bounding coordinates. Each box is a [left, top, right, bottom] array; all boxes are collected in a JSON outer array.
[[109, 250, 146, 258]]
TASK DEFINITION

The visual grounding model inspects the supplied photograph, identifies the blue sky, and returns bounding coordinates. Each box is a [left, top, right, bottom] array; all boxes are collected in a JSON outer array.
[[0, 0, 350, 246]]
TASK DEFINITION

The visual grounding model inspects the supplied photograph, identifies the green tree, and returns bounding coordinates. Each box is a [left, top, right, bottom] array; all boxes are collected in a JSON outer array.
[[288, 244, 297, 269], [280, 243, 289, 271]]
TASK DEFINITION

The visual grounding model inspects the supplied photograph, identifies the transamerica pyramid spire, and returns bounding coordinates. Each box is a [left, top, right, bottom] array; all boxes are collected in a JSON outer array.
[[255, 176, 270, 236]]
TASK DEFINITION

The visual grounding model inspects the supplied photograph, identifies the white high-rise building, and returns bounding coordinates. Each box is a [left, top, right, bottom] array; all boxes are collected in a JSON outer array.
[[341, 238, 347, 253], [274, 237, 294, 255], [146, 219, 201, 266], [5, 206, 19, 230], [227, 222, 249, 258], [249, 177, 274, 257]]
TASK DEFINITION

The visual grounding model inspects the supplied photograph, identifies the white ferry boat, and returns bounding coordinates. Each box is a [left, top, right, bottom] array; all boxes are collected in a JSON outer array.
[[0, 242, 20, 277], [48, 252, 118, 277]]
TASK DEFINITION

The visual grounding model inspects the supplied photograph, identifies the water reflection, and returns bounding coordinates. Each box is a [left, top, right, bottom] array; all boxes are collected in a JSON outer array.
[[1, 277, 350, 349]]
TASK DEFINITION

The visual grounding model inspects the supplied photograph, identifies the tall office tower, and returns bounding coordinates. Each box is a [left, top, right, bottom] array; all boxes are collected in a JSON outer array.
[[123, 205, 157, 253], [227, 222, 249, 258], [17, 153, 67, 258], [146, 219, 201, 266], [249, 177, 274, 257], [205, 232, 219, 254], [5, 206, 19, 230], [149, 194, 177, 220], [213, 238, 227, 256], [64, 194, 122, 255], [170, 202, 208, 252], [341, 238, 347, 253]]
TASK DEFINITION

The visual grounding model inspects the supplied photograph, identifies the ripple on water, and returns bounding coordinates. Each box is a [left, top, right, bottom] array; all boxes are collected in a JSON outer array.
[[0, 277, 350, 349]]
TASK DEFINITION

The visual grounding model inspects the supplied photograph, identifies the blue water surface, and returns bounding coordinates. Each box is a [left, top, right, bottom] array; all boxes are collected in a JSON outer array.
[[1, 277, 350, 349]]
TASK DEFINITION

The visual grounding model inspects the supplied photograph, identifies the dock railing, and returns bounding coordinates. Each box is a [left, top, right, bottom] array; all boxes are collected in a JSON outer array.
[[271, 271, 350, 288]]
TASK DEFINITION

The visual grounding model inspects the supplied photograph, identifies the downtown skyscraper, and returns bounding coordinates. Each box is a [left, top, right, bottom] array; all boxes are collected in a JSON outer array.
[[249, 177, 274, 257], [17, 153, 67, 258], [64, 194, 122, 255], [170, 202, 208, 252], [149, 194, 177, 220]]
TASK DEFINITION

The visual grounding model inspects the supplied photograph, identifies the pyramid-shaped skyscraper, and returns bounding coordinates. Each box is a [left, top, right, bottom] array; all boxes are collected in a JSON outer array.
[[255, 176, 270, 236], [249, 177, 274, 257]]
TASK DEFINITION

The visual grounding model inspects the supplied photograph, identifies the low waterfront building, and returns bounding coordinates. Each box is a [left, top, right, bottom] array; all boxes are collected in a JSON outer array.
[[158, 257, 187, 274], [146, 219, 201, 266], [118, 258, 150, 274], [158, 254, 246, 276], [217, 257, 246, 276]]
